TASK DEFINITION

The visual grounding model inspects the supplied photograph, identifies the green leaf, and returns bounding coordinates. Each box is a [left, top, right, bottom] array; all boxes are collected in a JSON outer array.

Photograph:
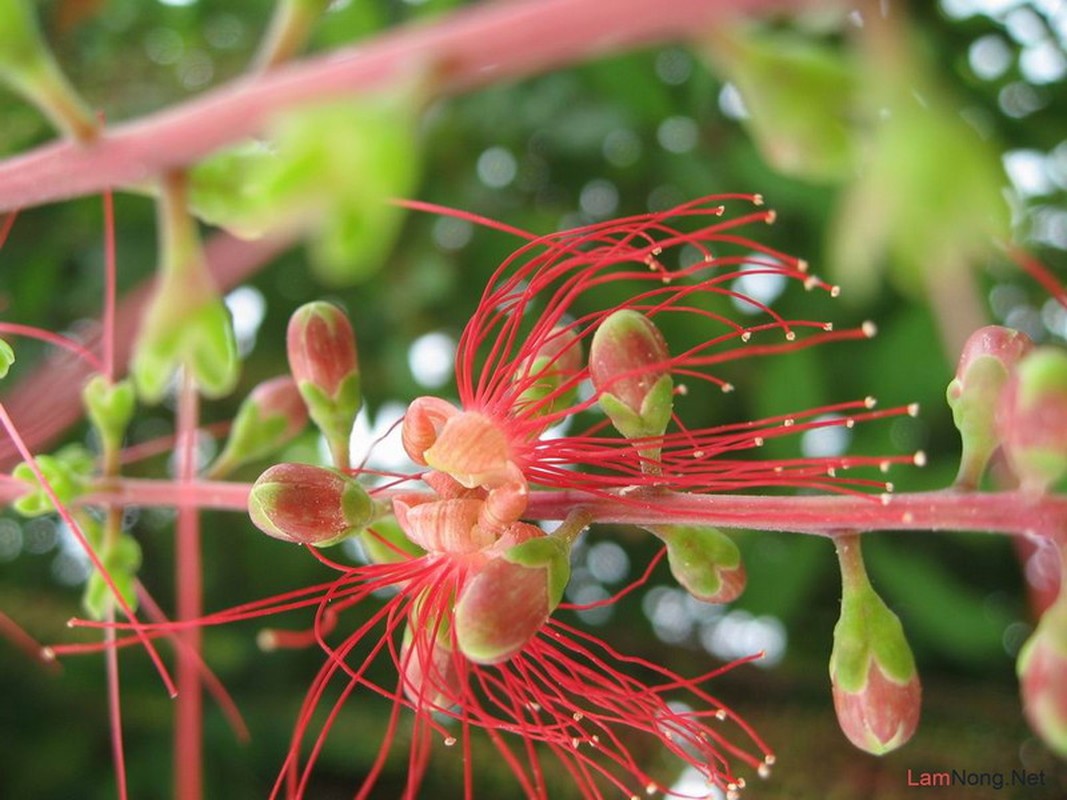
[[189, 89, 424, 285]]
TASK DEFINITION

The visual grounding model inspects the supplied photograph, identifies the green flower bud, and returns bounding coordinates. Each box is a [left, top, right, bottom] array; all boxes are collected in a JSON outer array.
[[830, 538, 920, 755], [248, 462, 374, 547], [0, 337, 14, 379], [210, 376, 308, 476], [82, 531, 142, 621], [82, 376, 136, 454], [454, 525, 572, 665], [946, 325, 1033, 488], [650, 525, 746, 604], [12, 444, 94, 517], [357, 517, 425, 565], [590, 310, 673, 446], [131, 174, 239, 403], [997, 347, 1067, 494]]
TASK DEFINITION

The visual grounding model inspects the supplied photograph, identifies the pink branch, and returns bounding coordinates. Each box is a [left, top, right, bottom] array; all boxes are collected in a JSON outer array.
[[77, 480, 1067, 543], [0, 0, 791, 214]]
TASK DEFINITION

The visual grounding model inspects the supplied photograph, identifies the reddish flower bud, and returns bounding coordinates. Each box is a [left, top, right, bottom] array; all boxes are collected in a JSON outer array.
[[211, 376, 308, 476], [830, 537, 921, 755], [400, 626, 463, 709], [997, 347, 1067, 494], [590, 310, 674, 441], [286, 302, 362, 455], [946, 325, 1033, 488], [248, 462, 374, 546], [454, 524, 571, 665], [1017, 600, 1067, 758], [651, 525, 746, 604]]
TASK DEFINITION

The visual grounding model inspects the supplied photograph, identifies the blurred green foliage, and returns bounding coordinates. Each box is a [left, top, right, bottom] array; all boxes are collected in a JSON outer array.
[[0, 1, 1066, 798]]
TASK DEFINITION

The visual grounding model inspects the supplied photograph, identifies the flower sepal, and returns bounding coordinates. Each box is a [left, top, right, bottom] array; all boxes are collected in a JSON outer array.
[[651, 524, 746, 604]]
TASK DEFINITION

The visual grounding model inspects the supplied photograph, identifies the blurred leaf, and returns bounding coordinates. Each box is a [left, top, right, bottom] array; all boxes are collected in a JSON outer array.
[[700, 25, 857, 182], [190, 86, 424, 285]]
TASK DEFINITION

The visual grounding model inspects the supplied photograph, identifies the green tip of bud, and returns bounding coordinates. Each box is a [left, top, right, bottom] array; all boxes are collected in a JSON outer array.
[[946, 325, 1034, 488], [248, 462, 373, 546], [997, 346, 1067, 494], [287, 301, 362, 447], [454, 527, 571, 665], [590, 310, 673, 441], [1017, 602, 1067, 758], [652, 525, 746, 604], [211, 376, 308, 475]]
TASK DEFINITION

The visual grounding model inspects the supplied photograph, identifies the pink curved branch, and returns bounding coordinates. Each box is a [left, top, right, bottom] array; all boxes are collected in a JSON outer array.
[[0, 0, 790, 214]]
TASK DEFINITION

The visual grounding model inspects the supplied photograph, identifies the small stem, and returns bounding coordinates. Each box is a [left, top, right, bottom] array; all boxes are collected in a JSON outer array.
[[834, 534, 869, 596], [553, 509, 593, 546], [105, 612, 128, 800], [254, 0, 331, 72], [173, 370, 203, 800]]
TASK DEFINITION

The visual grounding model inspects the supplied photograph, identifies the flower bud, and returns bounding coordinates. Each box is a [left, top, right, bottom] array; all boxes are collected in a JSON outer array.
[[400, 618, 463, 709], [82, 376, 136, 454], [946, 325, 1033, 488], [248, 462, 374, 547], [997, 347, 1067, 494], [515, 326, 582, 419], [590, 310, 673, 442], [132, 175, 239, 403], [286, 301, 362, 458], [1017, 599, 1067, 758], [454, 524, 571, 665], [650, 525, 746, 604], [830, 538, 920, 755], [356, 517, 424, 565], [0, 337, 13, 379], [210, 376, 308, 476]]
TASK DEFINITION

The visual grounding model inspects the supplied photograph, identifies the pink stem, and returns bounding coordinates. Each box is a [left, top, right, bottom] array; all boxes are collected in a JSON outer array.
[[105, 617, 129, 800], [0, 0, 792, 214], [70, 479, 1067, 543], [174, 372, 203, 800]]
